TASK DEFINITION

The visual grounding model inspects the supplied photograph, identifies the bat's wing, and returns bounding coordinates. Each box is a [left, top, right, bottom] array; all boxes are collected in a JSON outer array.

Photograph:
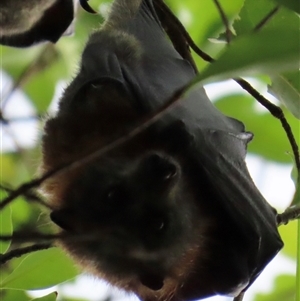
[[59, 0, 283, 297], [63, 0, 244, 135], [188, 128, 283, 292], [0, 0, 74, 47]]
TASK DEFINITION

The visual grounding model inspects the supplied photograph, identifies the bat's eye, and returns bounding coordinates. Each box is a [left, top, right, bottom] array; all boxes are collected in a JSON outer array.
[[146, 153, 177, 181], [90, 83, 103, 90], [106, 189, 120, 201], [145, 216, 168, 234], [105, 187, 126, 206], [163, 165, 177, 180], [106, 188, 119, 201], [153, 219, 165, 232]]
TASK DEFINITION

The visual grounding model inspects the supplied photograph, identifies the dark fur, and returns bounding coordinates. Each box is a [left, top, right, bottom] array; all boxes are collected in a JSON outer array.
[[0, 0, 74, 47]]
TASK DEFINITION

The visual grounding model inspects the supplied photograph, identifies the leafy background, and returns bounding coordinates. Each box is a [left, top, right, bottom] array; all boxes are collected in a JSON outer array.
[[0, 0, 299, 300]]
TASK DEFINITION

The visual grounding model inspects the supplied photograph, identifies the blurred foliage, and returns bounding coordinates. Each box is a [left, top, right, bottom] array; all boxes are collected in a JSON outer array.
[[255, 275, 296, 301], [0, 205, 12, 254], [0, 289, 31, 301], [0, 0, 299, 300]]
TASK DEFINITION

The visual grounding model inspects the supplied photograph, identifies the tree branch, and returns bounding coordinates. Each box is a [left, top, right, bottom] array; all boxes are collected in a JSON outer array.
[[0, 183, 53, 210], [0, 243, 52, 265], [153, 0, 213, 63], [277, 205, 300, 226], [212, 0, 232, 43], [254, 6, 280, 32], [233, 292, 244, 301]]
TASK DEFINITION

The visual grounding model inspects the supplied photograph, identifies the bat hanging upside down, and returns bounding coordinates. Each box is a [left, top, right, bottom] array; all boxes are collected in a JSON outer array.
[[40, 0, 283, 300]]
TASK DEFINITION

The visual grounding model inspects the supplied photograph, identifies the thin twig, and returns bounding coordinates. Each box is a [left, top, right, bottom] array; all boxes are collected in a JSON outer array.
[[0, 166, 67, 210], [254, 6, 280, 32], [0, 233, 64, 242], [0, 229, 124, 243], [234, 79, 300, 172], [0, 231, 90, 243], [0, 243, 52, 265], [154, 0, 213, 63], [212, 0, 232, 43], [233, 292, 244, 301], [153, 0, 197, 72], [277, 205, 300, 226], [0, 183, 53, 210]]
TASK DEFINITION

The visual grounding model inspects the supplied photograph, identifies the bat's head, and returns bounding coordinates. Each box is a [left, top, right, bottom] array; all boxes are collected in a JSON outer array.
[[49, 151, 207, 291]]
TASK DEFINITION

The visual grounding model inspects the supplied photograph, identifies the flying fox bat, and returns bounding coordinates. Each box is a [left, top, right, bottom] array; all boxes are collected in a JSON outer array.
[[0, 0, 74, 47], [40, 0, 283, 300]]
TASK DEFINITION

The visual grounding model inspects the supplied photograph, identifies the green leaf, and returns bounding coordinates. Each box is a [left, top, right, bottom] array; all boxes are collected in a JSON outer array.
[[279, 220, 298, 258], [234, 0, 275, 35], [197, 28, 299, 84], [0, 289, 31, 301], [0, 204, 12, 254], [0, 154, 18, 184], [272, 0, 300, 14], [10, 197, 32, 231], [0, 248, 78, 290], [269, 70, 300, 119], [234, 0, 299, 35], [33, 292, 57, 301]]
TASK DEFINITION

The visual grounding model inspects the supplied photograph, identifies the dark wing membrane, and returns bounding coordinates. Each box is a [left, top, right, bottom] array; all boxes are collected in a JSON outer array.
[[0, 0, 74, 47], [190, 129, 283, 289], [113, 0, 283, 293], [69, 0, 244, 134]]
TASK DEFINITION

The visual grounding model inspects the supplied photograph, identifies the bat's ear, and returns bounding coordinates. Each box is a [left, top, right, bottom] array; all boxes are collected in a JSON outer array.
[[0, 0, 74, 47]]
